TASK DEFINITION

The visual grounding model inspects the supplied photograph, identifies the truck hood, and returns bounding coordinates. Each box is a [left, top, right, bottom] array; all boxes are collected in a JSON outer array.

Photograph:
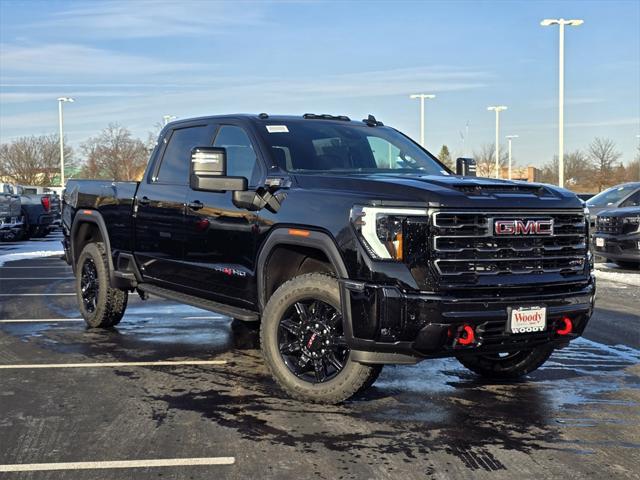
[[293, 173, 583, 209]]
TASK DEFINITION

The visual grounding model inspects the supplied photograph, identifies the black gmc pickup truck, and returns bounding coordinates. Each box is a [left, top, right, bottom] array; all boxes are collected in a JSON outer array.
[[63, 113, 594, 403]]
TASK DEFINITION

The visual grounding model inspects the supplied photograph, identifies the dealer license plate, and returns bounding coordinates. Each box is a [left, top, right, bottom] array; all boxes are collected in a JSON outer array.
[[595, 237, 605, 247], [508, 306, 547, 334]]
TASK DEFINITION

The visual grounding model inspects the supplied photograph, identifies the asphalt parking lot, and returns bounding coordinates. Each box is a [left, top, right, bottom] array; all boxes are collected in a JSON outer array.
[[0, 232, 639, 479]]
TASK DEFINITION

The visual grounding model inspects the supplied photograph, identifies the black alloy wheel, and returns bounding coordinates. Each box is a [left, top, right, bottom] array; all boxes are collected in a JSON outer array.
[[277, 298, 349, 383], [80, 257, 99, 313]]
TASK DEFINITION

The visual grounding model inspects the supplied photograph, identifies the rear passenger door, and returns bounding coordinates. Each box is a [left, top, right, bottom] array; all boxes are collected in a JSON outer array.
[[182, 124, 265, 307], [134, 122, 215, 286]]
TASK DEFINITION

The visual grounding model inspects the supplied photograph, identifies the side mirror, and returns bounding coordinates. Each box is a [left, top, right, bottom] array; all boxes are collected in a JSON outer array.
[[456, 157, 476, 176], [190, 147, 247, 192]]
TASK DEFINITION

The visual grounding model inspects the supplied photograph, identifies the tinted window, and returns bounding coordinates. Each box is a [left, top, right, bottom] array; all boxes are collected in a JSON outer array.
[[214, 126, 260, 183], [156, 125, 210, 184], [621, 191, 640, 207], [256, 121, 446, 175], [587, 184, 639, 207]]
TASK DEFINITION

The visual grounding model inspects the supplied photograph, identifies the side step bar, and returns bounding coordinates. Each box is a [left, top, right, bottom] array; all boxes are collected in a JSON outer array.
[[137, 283, 259, 322]]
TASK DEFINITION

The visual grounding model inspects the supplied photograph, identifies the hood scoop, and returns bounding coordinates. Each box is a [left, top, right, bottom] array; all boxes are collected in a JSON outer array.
[[452, 183, 549, 196]]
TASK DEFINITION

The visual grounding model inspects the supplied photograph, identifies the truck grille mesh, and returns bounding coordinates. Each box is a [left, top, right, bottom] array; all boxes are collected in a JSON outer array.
[[431, 211, 588, 279]]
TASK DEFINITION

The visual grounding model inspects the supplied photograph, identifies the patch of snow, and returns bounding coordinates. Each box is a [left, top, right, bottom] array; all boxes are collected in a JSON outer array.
[[594, 264, 640, 287], [0, 238, 64, 267]]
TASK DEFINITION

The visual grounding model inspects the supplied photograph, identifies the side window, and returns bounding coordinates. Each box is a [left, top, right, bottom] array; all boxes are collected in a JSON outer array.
[[621, 191, 640, 207], [213, 126, 260, 184], [156, 125, 210, 184]]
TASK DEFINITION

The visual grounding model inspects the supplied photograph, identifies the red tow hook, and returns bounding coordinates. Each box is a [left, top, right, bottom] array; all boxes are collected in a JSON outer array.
[[557, 316, 573, 336], [457, 324, 476, 346]]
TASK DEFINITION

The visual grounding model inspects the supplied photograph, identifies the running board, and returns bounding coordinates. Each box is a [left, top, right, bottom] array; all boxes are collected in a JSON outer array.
[[137, 284, 259, 321]]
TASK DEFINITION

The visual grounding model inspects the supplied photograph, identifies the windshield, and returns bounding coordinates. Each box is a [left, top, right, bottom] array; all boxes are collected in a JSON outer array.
[[587, 184, 638, 207], [257, 121, 448, 175]]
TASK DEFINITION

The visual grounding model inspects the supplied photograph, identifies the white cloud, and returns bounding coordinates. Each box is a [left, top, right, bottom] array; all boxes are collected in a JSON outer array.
[[29, 0, 268, 39], [0, 43, 200, 78]]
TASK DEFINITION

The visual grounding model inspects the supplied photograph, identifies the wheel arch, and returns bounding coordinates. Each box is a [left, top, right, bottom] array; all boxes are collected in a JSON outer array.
[[70, 211, 113, 275], [256, 228, 349, 311]]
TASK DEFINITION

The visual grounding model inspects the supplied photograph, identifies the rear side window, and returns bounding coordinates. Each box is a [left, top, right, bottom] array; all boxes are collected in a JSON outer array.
[[156, 125, 211, 184], [213, 126, 260, 184], [621, 191, 640, 207]]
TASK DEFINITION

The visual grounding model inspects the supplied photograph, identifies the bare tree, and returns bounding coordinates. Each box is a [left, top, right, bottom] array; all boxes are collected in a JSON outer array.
[[80, 124, 149, 181], [539, 150, 593, 188], [0, 134, 73, 186], [472, 144, 507, 178], [588, 137, 622, 192]]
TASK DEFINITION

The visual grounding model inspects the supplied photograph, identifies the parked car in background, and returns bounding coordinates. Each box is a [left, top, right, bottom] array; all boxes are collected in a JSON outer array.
[[586, 182, 640, 227], [0, 184, 60, 239], [21, 186, 62, 228], [0, 183, 24, 241], [593, 207, 640, 268]]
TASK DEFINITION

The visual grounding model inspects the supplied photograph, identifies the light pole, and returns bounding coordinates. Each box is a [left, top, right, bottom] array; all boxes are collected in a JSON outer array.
[[506, 135, 519, 180], [409, 94, 436, 147], [163, 115, 177, 126], [541, 18, 584, 188], [487, 106, 507, 178], [57, 97, 74, 187]]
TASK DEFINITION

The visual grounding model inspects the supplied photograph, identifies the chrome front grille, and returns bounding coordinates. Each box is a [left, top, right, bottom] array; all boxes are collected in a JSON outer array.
[[431, 211, 588, 278]]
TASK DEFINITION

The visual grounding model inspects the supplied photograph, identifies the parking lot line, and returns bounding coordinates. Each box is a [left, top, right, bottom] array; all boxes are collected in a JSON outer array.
[[0, 456, 236, 472], [0, 266, 70, 269], [0, 359, 227, 369], [0, 293, 76, 296], [0, 277, 75, 280], [0, 318, 83, 323]]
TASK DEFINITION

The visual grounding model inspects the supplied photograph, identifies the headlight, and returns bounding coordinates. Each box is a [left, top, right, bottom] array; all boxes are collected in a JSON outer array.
[[350, 206, 427, 261], [622, 216, 640, 234]]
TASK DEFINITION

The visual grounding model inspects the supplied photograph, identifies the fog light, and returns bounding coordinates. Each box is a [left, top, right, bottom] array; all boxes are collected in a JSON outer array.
[[557, 316, 573, 335]]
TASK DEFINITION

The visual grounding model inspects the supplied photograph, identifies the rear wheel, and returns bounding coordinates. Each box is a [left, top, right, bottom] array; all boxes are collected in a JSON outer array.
[[76, 242, 128, 328], [261, 273, 379, 404], [456, 345, 554, 379]]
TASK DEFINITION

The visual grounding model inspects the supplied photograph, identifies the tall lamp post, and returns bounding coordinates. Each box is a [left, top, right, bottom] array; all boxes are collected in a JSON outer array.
[[487, 106, 507, 178], [541, 18, 584, 188], [57, 97, 74, 187], [506, 135, 519, 180], [409, 94, 436, 147]]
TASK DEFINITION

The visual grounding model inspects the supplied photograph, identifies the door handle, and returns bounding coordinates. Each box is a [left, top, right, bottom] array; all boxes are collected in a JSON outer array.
[[138, 196, 150, 206], [188, 200, 204, 211]]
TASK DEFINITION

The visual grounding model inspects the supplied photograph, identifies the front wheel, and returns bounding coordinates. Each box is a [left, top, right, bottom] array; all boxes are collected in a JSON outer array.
[[75, 242, 128, 328], [456, 345, 554, 379], [260, 273, 380, 404]]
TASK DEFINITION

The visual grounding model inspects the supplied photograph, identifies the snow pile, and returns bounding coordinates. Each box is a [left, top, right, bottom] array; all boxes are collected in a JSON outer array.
[[594, 264, 640, 287], [0, 237, 64, 267]]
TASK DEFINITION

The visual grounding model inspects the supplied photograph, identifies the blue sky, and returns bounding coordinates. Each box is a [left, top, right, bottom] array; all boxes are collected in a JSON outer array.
[[1, 0, 638, 168]]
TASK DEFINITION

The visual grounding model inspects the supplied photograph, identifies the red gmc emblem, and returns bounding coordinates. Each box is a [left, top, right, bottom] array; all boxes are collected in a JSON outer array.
[[494, 219, 554, 236]]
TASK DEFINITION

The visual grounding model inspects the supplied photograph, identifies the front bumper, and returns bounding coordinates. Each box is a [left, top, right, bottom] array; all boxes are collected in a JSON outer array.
[[593, 232, 640, 262], [340, 278, 595, 364]]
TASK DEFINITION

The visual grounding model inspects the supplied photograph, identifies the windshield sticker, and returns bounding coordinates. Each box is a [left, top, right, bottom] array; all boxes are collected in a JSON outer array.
[[266, 125, 289, 133]]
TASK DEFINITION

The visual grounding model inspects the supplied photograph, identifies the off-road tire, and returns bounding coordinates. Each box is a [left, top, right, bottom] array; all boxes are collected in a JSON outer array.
[[456, 345, 555, 379], [76, 242, 128, 328], [261, 273, 378, 404]]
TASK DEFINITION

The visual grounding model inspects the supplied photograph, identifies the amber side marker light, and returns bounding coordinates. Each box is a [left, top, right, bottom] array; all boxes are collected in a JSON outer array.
[[288, 229, 310, 237], [557, 316, 573, 335], [82, 210, 93, 215]]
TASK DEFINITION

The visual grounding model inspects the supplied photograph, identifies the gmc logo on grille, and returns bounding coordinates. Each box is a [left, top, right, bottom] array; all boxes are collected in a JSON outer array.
[[494, 219, 554, 236]]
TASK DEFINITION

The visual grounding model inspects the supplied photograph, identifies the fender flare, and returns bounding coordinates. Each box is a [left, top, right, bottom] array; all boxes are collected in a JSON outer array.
[[70, 210, 114, 274], [256, 228, 349, 311]]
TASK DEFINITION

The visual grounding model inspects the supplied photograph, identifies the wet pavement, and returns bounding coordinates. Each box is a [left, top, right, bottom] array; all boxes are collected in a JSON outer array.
[[0, 234, 639, 479]]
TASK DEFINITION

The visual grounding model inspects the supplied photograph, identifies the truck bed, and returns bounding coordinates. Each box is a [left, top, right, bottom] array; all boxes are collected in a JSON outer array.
[[63, 179, 139, 254]]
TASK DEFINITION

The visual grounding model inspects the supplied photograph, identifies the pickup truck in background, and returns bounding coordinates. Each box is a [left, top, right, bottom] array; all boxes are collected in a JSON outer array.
[[63, 113, 594, 403], [13, 184, 60, 238], [0, 183, 24, 241]]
